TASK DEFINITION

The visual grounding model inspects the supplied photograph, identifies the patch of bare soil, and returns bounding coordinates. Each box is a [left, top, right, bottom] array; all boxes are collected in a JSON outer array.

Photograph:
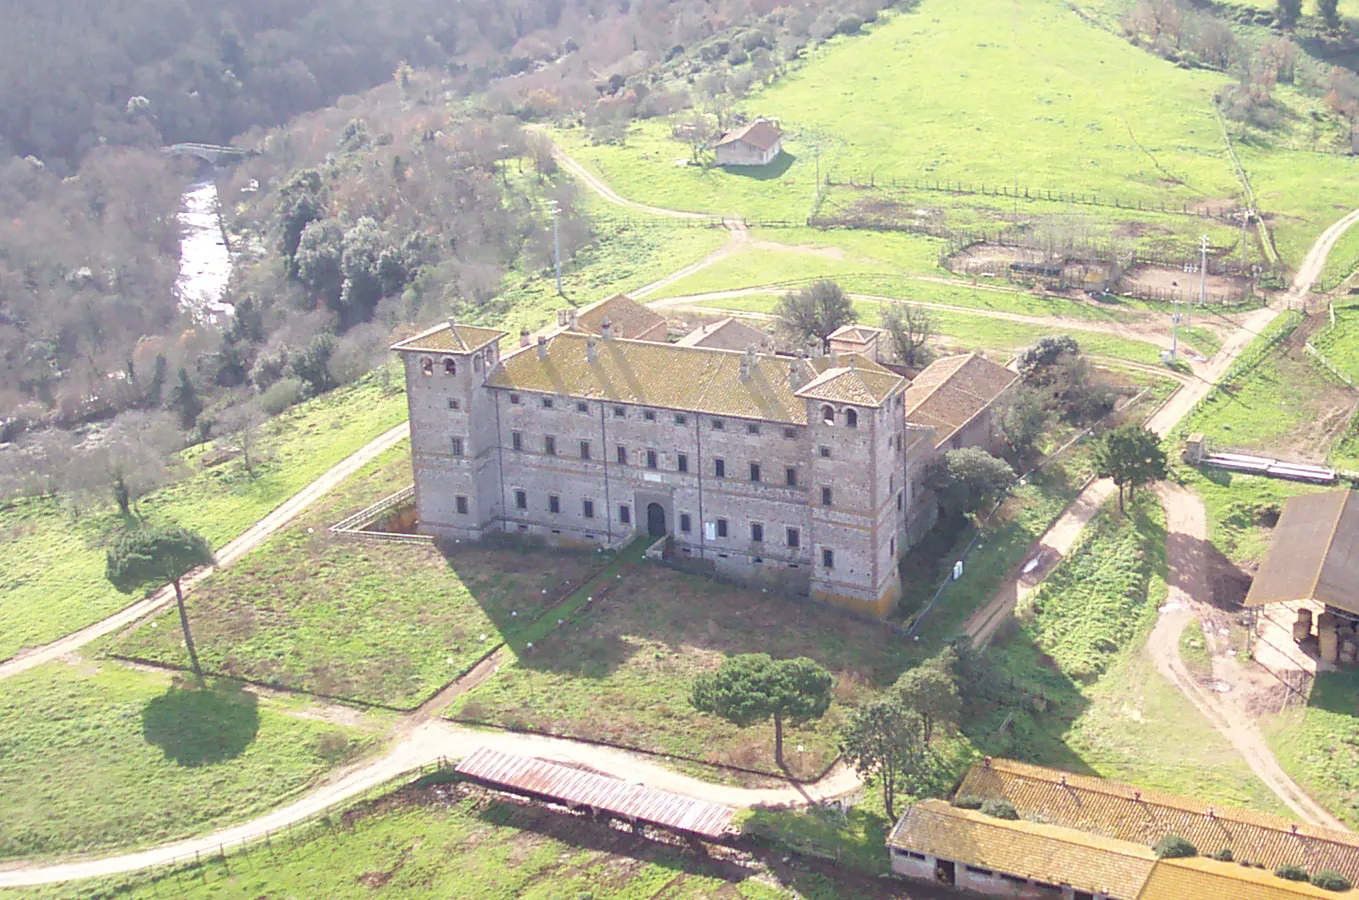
[[1122, 264, 1251, 302]]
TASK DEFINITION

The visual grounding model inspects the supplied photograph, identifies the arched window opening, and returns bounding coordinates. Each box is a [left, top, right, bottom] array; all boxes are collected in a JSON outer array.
[[845, 408, 859, 429], [444, 358, 457, 375], [421, 358, 434, 376], [822, 405, 835, 425]]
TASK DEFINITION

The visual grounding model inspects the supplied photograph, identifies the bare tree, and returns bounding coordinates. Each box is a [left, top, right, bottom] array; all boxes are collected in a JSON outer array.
[[880, 303, 935, 367], [673, 111, 716, 163], [91, 411, 180, 517], [219, 401, 267, 476]]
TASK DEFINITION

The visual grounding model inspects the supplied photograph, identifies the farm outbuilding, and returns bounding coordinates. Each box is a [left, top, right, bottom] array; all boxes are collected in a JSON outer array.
[[713, 119, 783, 167]]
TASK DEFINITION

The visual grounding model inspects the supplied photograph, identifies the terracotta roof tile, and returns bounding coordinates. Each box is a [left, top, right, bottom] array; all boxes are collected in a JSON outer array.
[[675, 317, 772, 351], [714, 119, 783, 151], [571, 295, 667, 341], [392, 322, 507, 353], [1141, 857, 1359, 900], [487, 332, 817, 423], [1245, 490, 1359, 611], [959, 759, 1359, 882], [795, 365, 902, 407], [888, 800, 1158, 899], [827, 324, 885, 344], [903, 353, 1018, 447]]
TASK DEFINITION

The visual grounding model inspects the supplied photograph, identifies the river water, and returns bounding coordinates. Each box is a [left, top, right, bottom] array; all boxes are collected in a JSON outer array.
[[175, 178, 234, 322]]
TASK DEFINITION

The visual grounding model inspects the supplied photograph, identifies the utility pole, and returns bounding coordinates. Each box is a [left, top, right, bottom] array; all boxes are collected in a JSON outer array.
[[814, 149, 821, 203], [1171, 300, 1181, 362], [550, 200, 562, 296]]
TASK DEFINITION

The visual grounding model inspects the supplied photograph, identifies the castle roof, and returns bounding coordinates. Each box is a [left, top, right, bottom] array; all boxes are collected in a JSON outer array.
[[888, 799, 1159, 900], [569, 294, 667, 341], [958, 759, 1359, 882], [1245, 490, 1359, 612], [1142, 856, 1357, 900], [827, 324, 884, 345], [903, 352, 1018, 447], [391, 322, 507, 354], [488, 332, 906, 423], [796, 363, 902, 406], [675, 317, 771, 351]]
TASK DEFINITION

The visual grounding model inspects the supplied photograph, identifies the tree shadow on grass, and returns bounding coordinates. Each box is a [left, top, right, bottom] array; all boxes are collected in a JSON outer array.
[[142, 680, 260, 767]]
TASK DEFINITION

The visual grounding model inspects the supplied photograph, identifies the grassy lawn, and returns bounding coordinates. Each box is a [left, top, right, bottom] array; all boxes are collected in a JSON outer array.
[[0, 369, 409, 663], [1180, 311, 1354, 458], [448, 561, 918, 782], [1308, 298, 1359, 383], [0, 661, 380, 862], [1174, 463, 1322, 563], [980, 497, 1289, 814], [691, 292, 1172, 364], [110, 446, 613, 710], [1266, 669, 1359, 830], [14, 785, 886, 900]]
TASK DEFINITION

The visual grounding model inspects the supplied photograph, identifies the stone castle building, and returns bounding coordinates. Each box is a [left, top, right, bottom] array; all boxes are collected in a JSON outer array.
[[393, 296, 1017, 617]]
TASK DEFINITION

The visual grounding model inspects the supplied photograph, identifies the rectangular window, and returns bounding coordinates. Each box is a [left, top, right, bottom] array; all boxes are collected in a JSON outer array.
[[580, 440, 591, 460], [819, 446, 831, 458], [451, 436, 465, 457], [616, 445, 628, 465], [680, 513, 692, 533], [456, 495, 469, 515], [644, 410, 656, 422], [677, 453, 689, 473], [711, 418, 725, 431], [782, 427, 796, 440], [583, 499, 595, 519], [751, 523, 764, 542], [619, 505, 631, 524], [891, 537, 897, 555], [714, 458, 726, 478], [515, 490, 527, 510], [786, 528, 800, 548], [512, 431, 523, 452], [897, 491, 903, 511], [541, 397, 554, 409], [647, 450, 658, 469], [750, 463, 761, 483], [822, 486, 833, 506], [746, 423, 760, 435], [786, 467, 797, 487], [510, 393, 521, 405], [613, 406, 625, 418], [576, 401, 588, 413], [716, 518, 728, 538], [544, 435, 557, 456], [890, 474, 895, 493], [549, 495, 560, 514], [822, 549, 835, 569], [448, 398, 460, 410], [674, 413, 687, 426]]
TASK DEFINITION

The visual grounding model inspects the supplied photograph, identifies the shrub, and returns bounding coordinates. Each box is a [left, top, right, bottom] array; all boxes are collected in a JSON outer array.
[[1153, 835, 1198, 859], [951, 795, 984, 810], [1210, 848, 1234, 862], [1276, 864, 1309, 882], [835, 14, 864, 34], [260, 376, 305, 415], [1311, 871, 1352, 892], [981, 799, 1019, 820]]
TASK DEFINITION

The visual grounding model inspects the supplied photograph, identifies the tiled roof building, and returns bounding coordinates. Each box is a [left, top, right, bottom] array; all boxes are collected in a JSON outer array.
[[887, 759, 1359, 898], [393, 306, 1016, 617]]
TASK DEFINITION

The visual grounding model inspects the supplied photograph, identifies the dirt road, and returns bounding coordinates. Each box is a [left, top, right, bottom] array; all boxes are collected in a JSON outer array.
[[1148, 482, 1345, 828], [0, 422, 411, 682], [544, 139, 719, 221], [0, 718, 861, 887]]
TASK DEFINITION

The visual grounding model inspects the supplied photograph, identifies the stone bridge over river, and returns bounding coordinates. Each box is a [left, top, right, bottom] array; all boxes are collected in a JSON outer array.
[[161, 142, 257, 165]]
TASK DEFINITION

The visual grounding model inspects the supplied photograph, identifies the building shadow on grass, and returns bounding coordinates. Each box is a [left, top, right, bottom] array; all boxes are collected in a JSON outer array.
[[142, 679, 260, 766], [719, 150, 796, 181]]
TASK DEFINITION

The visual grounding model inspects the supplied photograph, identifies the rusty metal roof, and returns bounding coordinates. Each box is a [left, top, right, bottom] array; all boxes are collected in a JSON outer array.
[[1245, 490, 1359, 612], [455, 747, 736, 839]]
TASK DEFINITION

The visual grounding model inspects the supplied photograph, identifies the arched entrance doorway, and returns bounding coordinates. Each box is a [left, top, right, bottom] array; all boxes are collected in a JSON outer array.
[[646, 503, 667, 538]]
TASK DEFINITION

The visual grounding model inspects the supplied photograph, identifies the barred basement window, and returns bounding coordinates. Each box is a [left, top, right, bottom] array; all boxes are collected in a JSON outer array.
[[716, 518, 728, 538], [450, 437, 465, 456], [542, 397, 554, 409], [510, 393, 521, 404], [746, 422, 760, 435], [674, 413, 687, 426], [576, 401, 589, 413], [580, 440, 591, 460], [512, 431, 523, 451], [447, 398, 460, 410]]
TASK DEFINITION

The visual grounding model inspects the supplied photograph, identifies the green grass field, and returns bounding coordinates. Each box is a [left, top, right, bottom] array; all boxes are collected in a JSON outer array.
[[0, 661, 379, 861], [13, 784, 880, 900], [449, 561, 918, 781], [1267, 669, 1359, 829], [982, 497, 1288, 813], [1175, 463, 1320, 563], [110, 447, 612, 709], [0, 369, 409, 663]]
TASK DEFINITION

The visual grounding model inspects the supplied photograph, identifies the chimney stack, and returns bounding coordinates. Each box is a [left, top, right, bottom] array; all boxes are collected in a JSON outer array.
[[557, 309, 569, 327], [520, 328, 531, 348], [569, 309, 578, 330], [537, 336, 548, 360], [789, 360, 808, 391], [586, 335, 598, 363], [740, 345, 758, 381], [600, 317, 613, 341]]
